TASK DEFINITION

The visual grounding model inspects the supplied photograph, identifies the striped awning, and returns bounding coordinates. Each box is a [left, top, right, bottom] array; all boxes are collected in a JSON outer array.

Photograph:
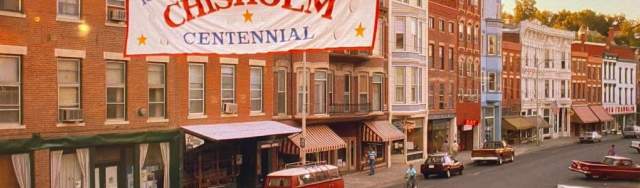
[[362, 121, 405, 142], [281, 125, 346, 154], [590, 105, 614, 122], [571, 106, 599, 124]]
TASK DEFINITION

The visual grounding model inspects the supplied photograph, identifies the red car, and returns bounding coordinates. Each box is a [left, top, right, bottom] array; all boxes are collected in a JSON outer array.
[[569, 156, 640, 180], [420, 153, 464, 179]]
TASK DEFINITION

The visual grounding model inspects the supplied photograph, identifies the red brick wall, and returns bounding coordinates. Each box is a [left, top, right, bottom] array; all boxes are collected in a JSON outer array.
[[429, 0, 458, 116], [502, 40, 522, 115]]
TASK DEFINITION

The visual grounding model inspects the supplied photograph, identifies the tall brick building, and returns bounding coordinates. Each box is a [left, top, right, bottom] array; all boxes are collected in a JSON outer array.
[[0, 0, 392, 188]]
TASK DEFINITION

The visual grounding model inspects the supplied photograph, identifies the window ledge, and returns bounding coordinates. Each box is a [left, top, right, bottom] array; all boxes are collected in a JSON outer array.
[[105, 120, 129, 125], [250, 112, 266, 117], [187, 114, 208, 119], [57, 122, 85, 127], [272, 115, 292, 120], [221, 114, 239, 118], [0, 10, 26, 18], [56, 16, 82, 23], [0, 124, 25, 130], [105, 22, 127, 28], [147, 118, 169, 123]]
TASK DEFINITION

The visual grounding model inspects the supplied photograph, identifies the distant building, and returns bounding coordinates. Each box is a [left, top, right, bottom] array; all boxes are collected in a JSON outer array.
[[480, 0, 503, 143]]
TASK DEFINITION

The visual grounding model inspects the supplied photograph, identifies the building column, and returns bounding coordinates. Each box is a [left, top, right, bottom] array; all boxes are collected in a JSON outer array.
[[34, 149, 50, 188], [422, 116, 428, 160], [387, 141, 392, 168]]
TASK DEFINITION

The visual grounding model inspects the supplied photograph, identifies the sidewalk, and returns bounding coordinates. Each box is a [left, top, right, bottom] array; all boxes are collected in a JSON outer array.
[[343, 136, 619, 188]]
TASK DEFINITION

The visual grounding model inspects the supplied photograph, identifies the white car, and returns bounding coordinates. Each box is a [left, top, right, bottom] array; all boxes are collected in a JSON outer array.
[[623, 126, 640, 138], [578, 132, 602, 143], [631, 141, 640, 153]]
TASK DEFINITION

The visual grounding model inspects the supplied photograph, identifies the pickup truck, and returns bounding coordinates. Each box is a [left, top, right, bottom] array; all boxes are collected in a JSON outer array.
[[471, 141, 515, 165], [569, 156, 640, 180], [631, 141, 640, 153]]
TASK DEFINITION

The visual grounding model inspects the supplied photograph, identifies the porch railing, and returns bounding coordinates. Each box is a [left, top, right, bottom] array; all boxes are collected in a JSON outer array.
[[328, 103, 372, 115]]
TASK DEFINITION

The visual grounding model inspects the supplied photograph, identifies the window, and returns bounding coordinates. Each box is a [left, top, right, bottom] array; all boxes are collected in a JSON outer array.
[[106, 61, 126, 121], [408, 68, 418, 103], [250, 67, 263, 112], [188, 64, 204, 115], [449, 83, 454, 108], [459, 20, 464, 40], [411, 18, 419, 52], [413, 67, 422, 103], [561, 53, 566, 69], [297, 69, 309, 113], [448, 22, 454, 33], [428, 44, 434, 68], [428, 17, 434, 29], [544, 80, 550, 98], [561, 80, 566, 98], [487, 35, 497, 55], [0, 56, 20, 124], [106, 0, 126, 24], [439, 46, 444, 69], [395, 16, 405, 50], [0, 0, 21, 12], [439, 19, 445, 32], [416, 0, 422, 7], [57, 0, 80, 19], [343, 74, 351, 112], [488, 72, 496, 91], [372, 74, 383, 111], [415, 19, 423, 53], [544, 50, 550, 68], [58, 58, 81, 122], [448, 47, 454, 70], [428, 85, 434, 109], [314, 71, 327, 114], [221, 65, 236, 109], [358, 73, 369, 112], [439, 83, 445, 109], [394, 67, 405, 103], [148, 63, 165, 119], [276, 68, 287, 115], [467, 23, 472, 41]]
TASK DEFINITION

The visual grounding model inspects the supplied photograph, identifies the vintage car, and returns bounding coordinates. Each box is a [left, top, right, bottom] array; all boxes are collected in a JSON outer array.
[[623, 126, 640, 138], [471, 141, 515, 165], [578, 131, 602, 143], [264, 162, 344, 188], [420, 153, 463, 179], [631, 141, 640, 153], [569, 156, 640, 180]]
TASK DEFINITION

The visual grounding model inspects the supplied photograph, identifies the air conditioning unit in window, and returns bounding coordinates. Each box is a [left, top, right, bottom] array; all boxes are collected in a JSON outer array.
[[223, 103, 238, 114], [59, 109, 84, 123], [108, 8, 126, 22]]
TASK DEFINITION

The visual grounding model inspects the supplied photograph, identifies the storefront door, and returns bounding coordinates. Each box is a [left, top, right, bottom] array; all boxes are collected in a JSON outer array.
[[94, 163, 121, 188], [343, 137, 357, 172]]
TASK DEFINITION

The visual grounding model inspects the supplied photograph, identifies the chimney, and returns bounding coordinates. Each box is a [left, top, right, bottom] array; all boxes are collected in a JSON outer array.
[[607, 23, 620, 50], [577, 25, 588, 51]]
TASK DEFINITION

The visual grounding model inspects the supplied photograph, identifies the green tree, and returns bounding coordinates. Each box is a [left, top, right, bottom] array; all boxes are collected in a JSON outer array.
[[514, 0, 538, 23]]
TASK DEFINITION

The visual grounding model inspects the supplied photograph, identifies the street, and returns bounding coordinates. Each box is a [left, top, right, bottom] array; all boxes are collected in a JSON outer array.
[[386, 138, 640, 188]]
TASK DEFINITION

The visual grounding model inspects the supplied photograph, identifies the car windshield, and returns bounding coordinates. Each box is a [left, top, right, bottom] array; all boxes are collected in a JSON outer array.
[[426, 156, 444, 164], [603, 157, 615, 165], [483, 142, 503, 149]]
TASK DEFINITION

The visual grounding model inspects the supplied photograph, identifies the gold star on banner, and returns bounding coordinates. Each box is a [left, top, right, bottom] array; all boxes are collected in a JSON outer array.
[[137, 34, 147, 46], [355, 23, 365, 37], [243, 10, 253, 23]]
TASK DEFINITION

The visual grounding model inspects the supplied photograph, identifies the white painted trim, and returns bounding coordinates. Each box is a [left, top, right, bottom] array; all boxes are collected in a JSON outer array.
[[249, 59, 266, 66], [187, 55, 208, 63], [146, 118, 169, 123], [0, 124, 25, 130], [103, 52, 130, 61], [104, 22, 126, 28], [0, 10, 26, 18], [104, 120, 130, 125], [146, 56, 170, 63], [187, 114, 208, 119], [54, 48, 85, 58], [220, 57, 239, 64], [0, 44, 27, 55]]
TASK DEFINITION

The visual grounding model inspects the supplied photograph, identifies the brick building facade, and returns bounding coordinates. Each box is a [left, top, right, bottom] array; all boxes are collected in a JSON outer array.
[[0, 0, 392, 188]]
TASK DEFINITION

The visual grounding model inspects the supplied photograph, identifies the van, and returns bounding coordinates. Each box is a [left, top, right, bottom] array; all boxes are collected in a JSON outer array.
[[622, 125, 640, 138]]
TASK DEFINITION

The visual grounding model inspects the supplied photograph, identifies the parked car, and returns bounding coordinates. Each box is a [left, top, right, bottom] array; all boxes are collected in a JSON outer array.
[[420, 153, 463, 179], [578, 132, 602, 143], [569, 156, 640, 180], [631, 141, 640, 153], [264, 162, 344, 188], [471, 141, 515, 165], [623, 125, 640, 138]]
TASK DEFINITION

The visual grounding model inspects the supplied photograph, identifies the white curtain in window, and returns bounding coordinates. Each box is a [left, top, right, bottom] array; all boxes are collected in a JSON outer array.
[[11, 153, 30, 188], [50, 150, 63, 188], [75, 148, 89, 188], [139, 143, 148, 187], [0, 57, 18, 82], [160, 142, 170, 188]]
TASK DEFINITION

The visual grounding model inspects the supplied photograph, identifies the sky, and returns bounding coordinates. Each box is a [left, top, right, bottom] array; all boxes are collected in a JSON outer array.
[[502, 0, 640, 20]]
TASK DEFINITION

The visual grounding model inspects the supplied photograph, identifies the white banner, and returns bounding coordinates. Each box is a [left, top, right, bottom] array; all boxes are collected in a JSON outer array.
[[125, 0, 379, 56]]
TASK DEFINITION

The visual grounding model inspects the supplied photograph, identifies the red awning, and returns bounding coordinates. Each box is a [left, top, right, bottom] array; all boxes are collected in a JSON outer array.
[[362, 121, 405, 142], [282, 125, 346, 154], [181, 121, 301, 141], [590, 105, 614, 122], [571, 106, 599, 124]]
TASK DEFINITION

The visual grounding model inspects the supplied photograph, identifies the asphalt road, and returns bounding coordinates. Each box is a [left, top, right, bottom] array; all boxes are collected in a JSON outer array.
[[386, 137, 640, 188]]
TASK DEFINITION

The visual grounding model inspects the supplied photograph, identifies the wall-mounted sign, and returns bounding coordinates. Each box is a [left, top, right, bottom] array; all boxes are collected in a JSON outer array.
[[126, 0, 378, 55]]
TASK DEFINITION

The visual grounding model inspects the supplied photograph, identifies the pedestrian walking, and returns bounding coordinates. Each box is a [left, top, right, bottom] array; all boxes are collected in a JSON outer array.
[[607, 144, 616, 156], [451, 140, 460, 157], [368, 147, 377, 175], [405, 164, 417, 188], [441, 140, 450, 154]]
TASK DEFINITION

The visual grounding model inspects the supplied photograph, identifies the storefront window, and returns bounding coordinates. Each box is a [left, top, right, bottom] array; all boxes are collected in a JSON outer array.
[[140, 143, 170, 188], [94, 146, 134, 188], [428, 119, 449, 153], [406, 119, 424, 161], [0, 153, 30, 188]]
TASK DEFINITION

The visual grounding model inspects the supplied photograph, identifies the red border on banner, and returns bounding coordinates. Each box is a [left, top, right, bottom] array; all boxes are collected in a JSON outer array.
[[123, 0, 381, 57]]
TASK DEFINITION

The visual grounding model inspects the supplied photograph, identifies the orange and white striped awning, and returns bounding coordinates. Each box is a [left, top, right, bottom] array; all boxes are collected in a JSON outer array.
[[362, 121, 405, 142], [281, 125, 346, 154]]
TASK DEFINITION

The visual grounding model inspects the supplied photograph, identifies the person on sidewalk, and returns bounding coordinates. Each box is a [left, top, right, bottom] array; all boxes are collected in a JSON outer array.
[[451, 140, 460, 157], [405, 164, 417, 188], [368, 147, 377, 175], [441, 140, 450, 154], [608, 144, 616, 156]]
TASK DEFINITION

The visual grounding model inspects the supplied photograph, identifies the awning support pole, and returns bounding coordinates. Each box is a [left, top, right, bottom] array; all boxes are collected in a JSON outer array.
[[301, 51, 308, 164]]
